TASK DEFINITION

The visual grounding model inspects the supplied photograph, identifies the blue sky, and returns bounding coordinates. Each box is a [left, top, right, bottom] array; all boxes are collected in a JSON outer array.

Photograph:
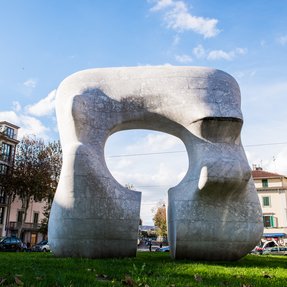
[[1, 0, 287, 224]]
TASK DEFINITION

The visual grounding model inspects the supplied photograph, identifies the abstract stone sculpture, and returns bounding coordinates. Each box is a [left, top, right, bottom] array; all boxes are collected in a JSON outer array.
[[49, 66, 263, 260]]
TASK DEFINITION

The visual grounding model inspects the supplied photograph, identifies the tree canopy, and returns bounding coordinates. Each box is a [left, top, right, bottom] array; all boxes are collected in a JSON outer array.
[[0, 135, 62, 237], [152, 200, 167, 238]]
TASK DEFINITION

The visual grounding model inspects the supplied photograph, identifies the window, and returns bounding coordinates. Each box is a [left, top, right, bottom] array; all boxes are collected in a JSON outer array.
[[263, 215, 276, 227], [1, 143, 11, 162], [262, 179, 268, 187], [33, 212, 39, 224], [4, 127, 14, 139], [262, 196, 271, 207], [17, 211, 24, 223], [3, 238, 10, 244], [0, 186, 6, 204], [0, 164, 8, 175], [0, 207, 4, 224], [10, 237, 19, 244]]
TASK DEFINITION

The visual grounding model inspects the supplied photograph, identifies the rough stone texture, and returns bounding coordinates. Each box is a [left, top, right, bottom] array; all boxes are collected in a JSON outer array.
[[48, 66, 263, 260]]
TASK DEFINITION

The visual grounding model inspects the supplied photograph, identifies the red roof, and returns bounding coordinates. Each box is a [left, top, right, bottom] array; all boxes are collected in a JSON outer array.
[[252, 169, 285, 179]]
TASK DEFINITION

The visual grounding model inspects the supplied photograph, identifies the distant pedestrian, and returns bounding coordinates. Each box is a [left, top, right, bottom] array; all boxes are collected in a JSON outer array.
[[148, 240, 152, 252], [160, 243, 162, 248]]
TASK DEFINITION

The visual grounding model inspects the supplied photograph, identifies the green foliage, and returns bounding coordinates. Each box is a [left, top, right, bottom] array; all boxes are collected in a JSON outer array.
[[39, 140, 62, 236], [152, 201, 167, 238], [0, 135, 62, 237], [38, 201, 52, 237], [0, 253, 286, 286], [44, 140, 62, 201]]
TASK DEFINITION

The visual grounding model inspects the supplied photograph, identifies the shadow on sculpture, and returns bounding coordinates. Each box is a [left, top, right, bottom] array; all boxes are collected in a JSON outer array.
[[48, 66, 263, 260]]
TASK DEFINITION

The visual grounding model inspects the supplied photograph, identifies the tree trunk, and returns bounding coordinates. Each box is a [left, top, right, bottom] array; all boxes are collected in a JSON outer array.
[[17, 197, 30, 240]]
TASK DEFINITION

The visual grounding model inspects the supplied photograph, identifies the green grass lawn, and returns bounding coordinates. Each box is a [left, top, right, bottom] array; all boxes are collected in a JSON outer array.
[[0, 252, 286, 286]]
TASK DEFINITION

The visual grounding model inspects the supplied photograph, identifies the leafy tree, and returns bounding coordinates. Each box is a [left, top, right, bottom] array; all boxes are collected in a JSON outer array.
[[44, 140, 62, 200], [152, 200, 167, 239], [39, 140, 62, 237], [2, 136, 51, 237], [0, 136, 62, 238], [38, 202, 51, 237]]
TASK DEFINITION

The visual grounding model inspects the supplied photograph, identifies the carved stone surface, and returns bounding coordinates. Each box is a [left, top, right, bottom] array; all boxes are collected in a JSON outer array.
[[48, 66, 263, 260]]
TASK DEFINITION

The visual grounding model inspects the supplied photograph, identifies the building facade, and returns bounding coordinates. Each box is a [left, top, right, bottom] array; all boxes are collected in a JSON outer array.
[[0, 121, 19, 237], [7, 196, 46, 245], [252, 166, 287, 241], [0, 121, 46, 245]]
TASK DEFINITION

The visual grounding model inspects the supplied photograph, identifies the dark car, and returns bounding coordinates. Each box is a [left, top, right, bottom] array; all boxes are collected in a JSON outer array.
[[0, 236, 25, 252]]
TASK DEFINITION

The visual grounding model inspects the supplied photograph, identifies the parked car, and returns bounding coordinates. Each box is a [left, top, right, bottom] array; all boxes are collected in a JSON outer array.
[[155, 246, 170, 252], [41, 242, 50, 252], [252, 240, 278, 254], [0, 236, 25, 252], [262, 246, 287, 255], [32, 240, 50, 252]]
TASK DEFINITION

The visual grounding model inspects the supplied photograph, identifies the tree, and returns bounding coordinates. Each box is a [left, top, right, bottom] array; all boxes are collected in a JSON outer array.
[[0, 135, 62, 238], [43, 140, 62, 200], [152, 200, 167, 239], [39, 140, 62, 237]]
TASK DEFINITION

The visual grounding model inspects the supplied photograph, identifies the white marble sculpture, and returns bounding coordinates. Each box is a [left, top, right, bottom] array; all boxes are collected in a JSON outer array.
[[48, 66, 263, 260]]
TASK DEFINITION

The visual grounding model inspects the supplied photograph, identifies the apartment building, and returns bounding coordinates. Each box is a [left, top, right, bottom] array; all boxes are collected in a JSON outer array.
[[0, 121, 19, 237], [252, 166, 287, 241], [0, 121, 46, 245], [7, 197, 46, 245]]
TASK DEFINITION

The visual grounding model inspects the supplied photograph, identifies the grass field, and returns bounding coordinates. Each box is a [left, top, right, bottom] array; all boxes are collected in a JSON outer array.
[[0, 252, 286, 286]]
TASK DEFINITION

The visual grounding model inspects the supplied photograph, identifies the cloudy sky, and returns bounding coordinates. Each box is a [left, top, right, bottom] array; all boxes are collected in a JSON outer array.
[[1, 0, 287, 224]]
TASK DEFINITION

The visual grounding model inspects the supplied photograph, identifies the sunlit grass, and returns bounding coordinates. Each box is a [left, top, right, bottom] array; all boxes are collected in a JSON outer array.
[[0, 252, 286, 286]]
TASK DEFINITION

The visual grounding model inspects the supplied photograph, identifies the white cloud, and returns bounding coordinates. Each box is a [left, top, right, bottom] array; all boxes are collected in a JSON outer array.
[[260, 40, 266, 47], [12, 101, 21, 112], [172, 34, 180, 46], [26, 89, 56, 117], [150, 0, 173, 11], [105, 130, 189, 225], [127, 132, 184, 153], [19, 115, 50, 139], [193, 44, 206, 58], [243, 81, 287, 102], [234, 69, 257, 79], [192, 44, 247, 61], [23, 79, 37, 88], [106, 131, 188, 188], [277, 35, 287, 46], [240, 78, 287, 177], [247, 146, 287, 176], [207, 47, 247, 60], [271, 148, 287, 175], [175, 54, 192, 63], [207, 49, 233, 60], [235, 47, 247, 55], [149, 0, 220, 38], [0, 89, 58, 140], [0, 111, 50, 140]]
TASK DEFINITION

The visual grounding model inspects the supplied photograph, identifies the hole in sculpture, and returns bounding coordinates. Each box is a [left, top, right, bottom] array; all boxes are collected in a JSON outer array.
[[104, 129, 188, 226]]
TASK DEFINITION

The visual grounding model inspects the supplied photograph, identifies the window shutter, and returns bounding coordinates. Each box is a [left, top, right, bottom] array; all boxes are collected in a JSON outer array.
[[270, 216, 274, 227]]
